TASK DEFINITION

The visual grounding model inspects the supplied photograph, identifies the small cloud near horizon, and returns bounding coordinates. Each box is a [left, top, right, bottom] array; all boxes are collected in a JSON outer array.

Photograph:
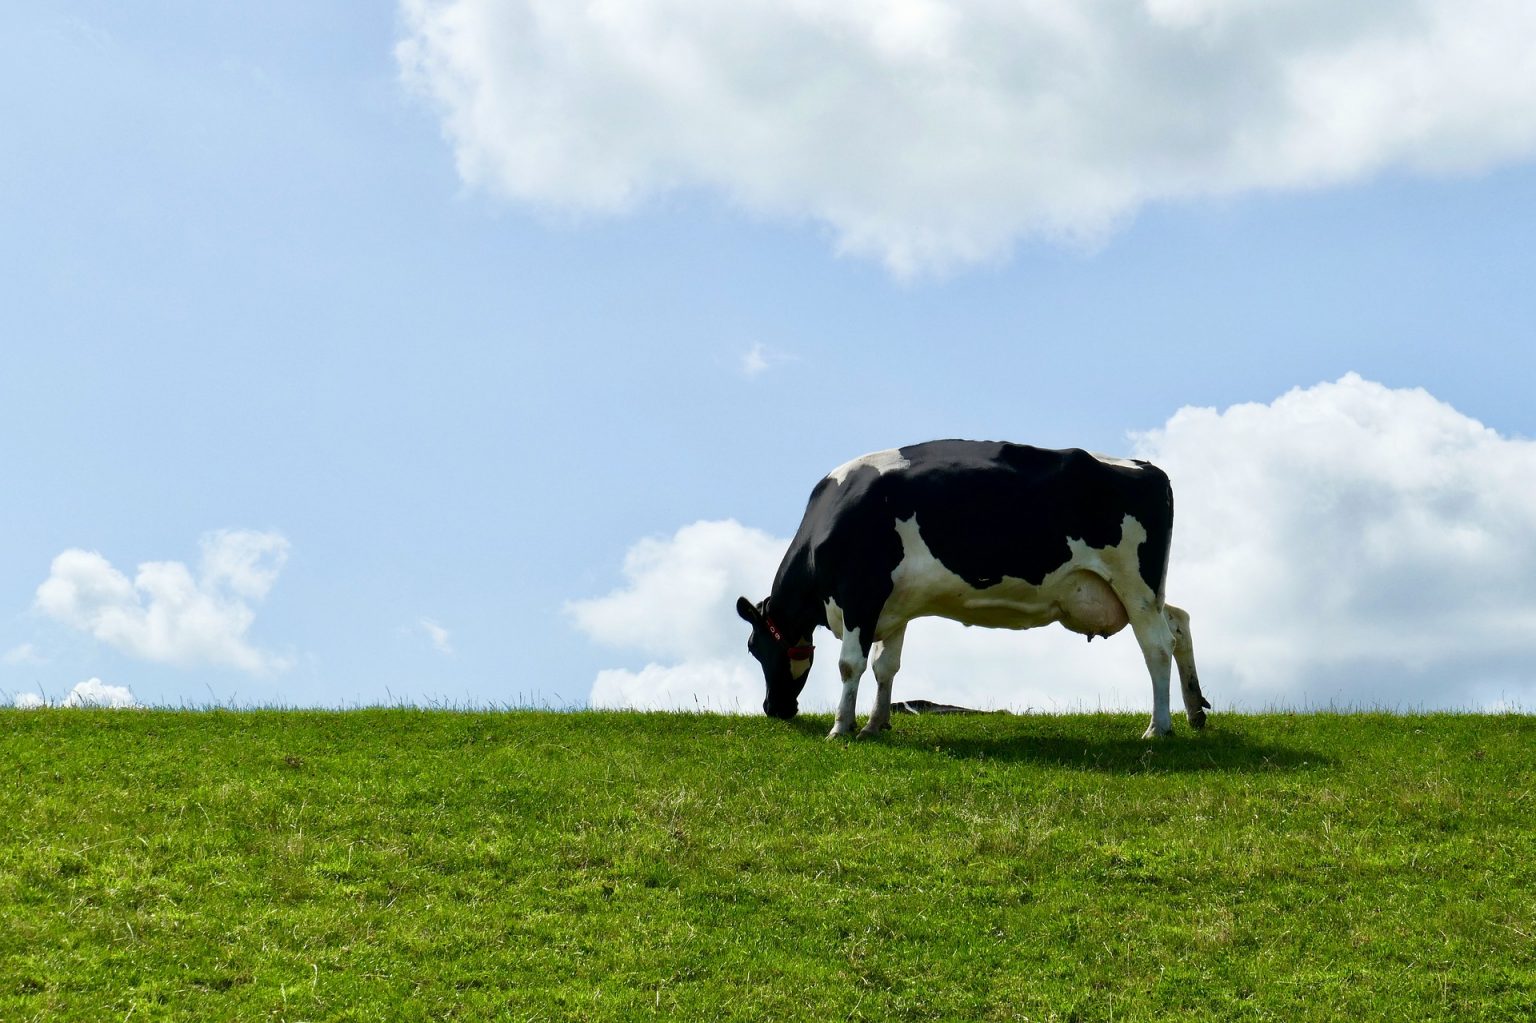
[[33, 529, 292, 674], [12, 678, 139, 709]]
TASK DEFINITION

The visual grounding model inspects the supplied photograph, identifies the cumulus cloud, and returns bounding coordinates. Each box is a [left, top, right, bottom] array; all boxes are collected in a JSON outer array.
[[566, 520, 786, 710], [572, 375, 1536, 714], [1130, 373, 1536, 709], [397, 1, 1536, 274], [35, 530, 292, 674], [12, 678, 138, 710]]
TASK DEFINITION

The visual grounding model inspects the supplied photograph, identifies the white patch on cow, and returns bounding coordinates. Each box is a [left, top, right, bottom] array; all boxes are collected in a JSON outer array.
[[826, 449, 911, 485], [789, 649, 814, 682], [877, 515, 1152, 640], [1090, 452, 1142, 469], [823, 597, 846, 638]]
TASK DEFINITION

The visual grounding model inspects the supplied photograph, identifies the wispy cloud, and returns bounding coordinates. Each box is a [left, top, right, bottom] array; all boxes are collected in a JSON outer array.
[[419, 617, 454, 655], [741, 342, 770, 378], [2, 643, 44, 666], [34, 530, 292, 674]]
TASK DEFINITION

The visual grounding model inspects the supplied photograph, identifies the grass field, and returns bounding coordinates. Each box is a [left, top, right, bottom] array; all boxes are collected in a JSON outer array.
[[3, 708, 1534, 1021]]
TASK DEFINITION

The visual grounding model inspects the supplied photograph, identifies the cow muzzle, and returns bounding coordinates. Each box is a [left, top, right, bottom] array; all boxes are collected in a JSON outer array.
[[763, 698, 798, 720]]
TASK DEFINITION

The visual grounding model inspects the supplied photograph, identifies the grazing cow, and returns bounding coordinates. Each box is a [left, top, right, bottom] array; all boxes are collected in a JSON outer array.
[[736, 440, 1209, 740]]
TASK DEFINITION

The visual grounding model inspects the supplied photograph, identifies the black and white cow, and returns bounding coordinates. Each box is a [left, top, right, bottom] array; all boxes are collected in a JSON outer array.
[[736, 440, 1209, 740]]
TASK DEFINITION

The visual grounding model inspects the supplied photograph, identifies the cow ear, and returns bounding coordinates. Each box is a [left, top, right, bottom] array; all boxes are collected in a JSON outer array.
[[736, 596, 761, 624]]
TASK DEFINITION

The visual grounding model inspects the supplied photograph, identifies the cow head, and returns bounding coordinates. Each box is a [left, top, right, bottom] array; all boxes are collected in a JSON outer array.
[[736, 596, 813, 720]]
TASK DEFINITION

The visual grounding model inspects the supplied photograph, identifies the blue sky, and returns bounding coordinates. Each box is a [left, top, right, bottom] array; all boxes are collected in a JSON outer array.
[[5, 3, 1536, 712]]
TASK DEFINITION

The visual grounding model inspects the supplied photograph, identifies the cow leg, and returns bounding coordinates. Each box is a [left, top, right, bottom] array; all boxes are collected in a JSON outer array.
[[1165, 603, 1210, 729], [829, 627, 869, 739], [1115, 593, 1176, 739], [859, 625, 906, 739]]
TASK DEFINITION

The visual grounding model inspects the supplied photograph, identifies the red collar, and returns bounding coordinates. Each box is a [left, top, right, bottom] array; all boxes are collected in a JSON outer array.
[[763, 616, 815, 662]]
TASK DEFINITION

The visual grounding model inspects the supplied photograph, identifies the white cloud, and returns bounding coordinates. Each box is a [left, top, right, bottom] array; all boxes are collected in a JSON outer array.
[[35, 530, 292, 674], [592, 660, 764, 714], [12, 678, 138, 710], [1131, 373, 1536, 709], [397, 1, 1536, 274], [569, 519, 785, 663], [572, 375, 1536, 714], [567, 520, 786, 709], [420, 617, 454, 655]]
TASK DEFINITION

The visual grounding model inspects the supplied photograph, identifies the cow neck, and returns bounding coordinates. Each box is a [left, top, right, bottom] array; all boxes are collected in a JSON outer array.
[[765, 557, 820, 658]]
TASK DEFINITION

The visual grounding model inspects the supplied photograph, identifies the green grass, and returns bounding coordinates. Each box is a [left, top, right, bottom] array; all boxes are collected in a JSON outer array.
[[3, 709, 1534, 1021]]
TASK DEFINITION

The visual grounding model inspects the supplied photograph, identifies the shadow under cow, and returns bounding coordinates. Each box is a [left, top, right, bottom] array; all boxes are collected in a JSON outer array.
[[786, 704, 1331, 774]]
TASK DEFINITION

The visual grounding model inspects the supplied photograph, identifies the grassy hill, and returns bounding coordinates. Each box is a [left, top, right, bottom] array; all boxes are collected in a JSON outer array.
[[3, 708, 1534, 1021]]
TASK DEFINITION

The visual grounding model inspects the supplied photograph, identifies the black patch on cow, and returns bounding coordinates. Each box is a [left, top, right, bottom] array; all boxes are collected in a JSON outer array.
[[768, 441, 1174, 652]]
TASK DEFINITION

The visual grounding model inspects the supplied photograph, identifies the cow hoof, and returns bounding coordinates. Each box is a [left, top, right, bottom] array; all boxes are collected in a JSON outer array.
[[856, 726, 885, 740], [827, 726, 855, 741], [1188, 709, 1208, 730], [1142, 723, 1173, 740]]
